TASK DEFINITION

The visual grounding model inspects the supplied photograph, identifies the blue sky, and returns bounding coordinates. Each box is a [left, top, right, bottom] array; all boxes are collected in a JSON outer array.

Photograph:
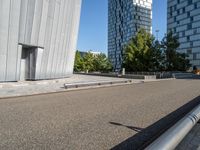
[[77, 0, 167, 54]]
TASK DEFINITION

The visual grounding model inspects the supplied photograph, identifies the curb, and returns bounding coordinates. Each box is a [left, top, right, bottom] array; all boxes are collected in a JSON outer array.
[[0, 78, 174, 99], [0, 80, 135, 99], [64, 80, 132, 89]]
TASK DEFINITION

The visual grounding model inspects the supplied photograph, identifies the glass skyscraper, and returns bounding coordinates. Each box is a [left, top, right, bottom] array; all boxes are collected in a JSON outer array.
[[108, 0, 152, 71], [167, 0, 200, 68]]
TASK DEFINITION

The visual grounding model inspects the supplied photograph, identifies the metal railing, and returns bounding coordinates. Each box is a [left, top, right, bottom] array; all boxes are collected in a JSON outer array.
[[145, 104, 200, 150]]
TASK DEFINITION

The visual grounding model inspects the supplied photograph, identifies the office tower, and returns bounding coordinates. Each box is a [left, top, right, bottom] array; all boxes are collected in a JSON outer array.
[[167, 0, 200, 68], [0, 0, 82, 81], [108, 0, 152, 71]]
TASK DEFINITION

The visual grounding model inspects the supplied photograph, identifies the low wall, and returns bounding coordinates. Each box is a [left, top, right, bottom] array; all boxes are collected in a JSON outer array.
[[75, 72, 157, 80]]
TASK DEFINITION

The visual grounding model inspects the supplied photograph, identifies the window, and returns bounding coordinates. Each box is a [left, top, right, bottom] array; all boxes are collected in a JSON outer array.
[[187, 12, 190, 17], [187, 36, 190, 41], [194, 3, 198, 9], [182, 31, 185, 37], [187, 49, 192, 54], [190, 42, 193, 47], [177, 10, 180, 15], [194, 29, 197, 34], [183, 31, 185, 37], [188, 0, 193, 5], [183, 8, 185, 13], [191, 16, 194, 22], [188, 23, 192, 30]]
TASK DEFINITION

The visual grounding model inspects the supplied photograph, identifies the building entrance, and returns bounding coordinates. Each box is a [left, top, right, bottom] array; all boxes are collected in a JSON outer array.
[[20, 46, 37, 81]]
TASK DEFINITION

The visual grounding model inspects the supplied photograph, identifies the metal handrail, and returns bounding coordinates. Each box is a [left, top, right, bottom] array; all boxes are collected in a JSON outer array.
[[145, 104, 200, 150]]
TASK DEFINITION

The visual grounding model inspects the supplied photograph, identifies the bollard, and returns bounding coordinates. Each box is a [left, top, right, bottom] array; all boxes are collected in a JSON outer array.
[[122, 68, 125, 76]]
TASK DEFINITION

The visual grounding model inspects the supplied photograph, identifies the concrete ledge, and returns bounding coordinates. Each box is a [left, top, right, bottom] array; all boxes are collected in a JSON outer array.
[[64, 80, 132, 89], [76, 73, 157, 80]]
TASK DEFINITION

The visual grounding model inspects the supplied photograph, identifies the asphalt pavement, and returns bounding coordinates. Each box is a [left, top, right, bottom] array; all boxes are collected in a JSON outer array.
[[0, 79, 200, 150]]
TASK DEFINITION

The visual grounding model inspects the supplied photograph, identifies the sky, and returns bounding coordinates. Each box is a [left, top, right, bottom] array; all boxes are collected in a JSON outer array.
[[77, 0, 167, 54]]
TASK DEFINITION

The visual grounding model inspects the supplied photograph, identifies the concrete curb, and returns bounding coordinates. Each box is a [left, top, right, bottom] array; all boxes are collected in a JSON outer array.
[[64, 80, 132, 89], [0, 80, 135, 99], [0, 78, 174, 99]]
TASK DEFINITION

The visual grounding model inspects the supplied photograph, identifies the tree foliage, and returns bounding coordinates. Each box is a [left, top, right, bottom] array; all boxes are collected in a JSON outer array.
[[123, 29, 163, 72], [93, 53, 113, 71], [123, 29, 191, 72], [161, 32, 191, 71], [74, 51, 83, 72], [74, 51, 112, 72]]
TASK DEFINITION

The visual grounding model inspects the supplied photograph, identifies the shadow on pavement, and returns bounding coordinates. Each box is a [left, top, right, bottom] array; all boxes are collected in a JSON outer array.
[[110, 96, 200, 150], [109, 122, 143, 133]]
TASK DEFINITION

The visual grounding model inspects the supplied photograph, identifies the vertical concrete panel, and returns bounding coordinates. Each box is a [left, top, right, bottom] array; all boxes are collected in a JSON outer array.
[[57, 0, 71, 77], [46, 0, 60, 78], [6, 0, 21, 81], [55, 0, 70, 77], [50, 0, 65, 78], [24, 0, 36, 44], [31, 0, 43, 46], [63, 0, 82, 75], [61, 0, 73, 76], [18, 0, 28, 43], [15, 45, 22, 80], [0, 0, 10, 81], [39, 0, 55, 79], [38, 0, 48, 47], [35, 48, 43, 79]]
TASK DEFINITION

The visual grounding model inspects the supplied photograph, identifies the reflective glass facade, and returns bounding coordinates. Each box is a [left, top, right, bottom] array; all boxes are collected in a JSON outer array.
[[108, 0, 152, 71], [167, 0, 200, 68]]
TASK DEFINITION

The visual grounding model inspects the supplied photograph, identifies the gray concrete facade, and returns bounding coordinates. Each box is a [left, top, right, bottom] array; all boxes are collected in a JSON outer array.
[[0, 0, 82, 82], [108, 0, 152, 71], [167, 0, 200, 68]]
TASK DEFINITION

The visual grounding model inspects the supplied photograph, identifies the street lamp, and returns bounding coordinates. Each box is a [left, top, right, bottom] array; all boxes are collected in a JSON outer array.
[[155, 30, 160, 41]]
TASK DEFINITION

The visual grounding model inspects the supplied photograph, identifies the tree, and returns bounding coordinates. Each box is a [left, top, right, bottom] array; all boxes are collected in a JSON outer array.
[[161, 32, 180, 71], [74, 51, 113, 72], [161, 32, 191, 71], [122, 29, 163, 72], [149, 40, 165, 71], [82, 52, 95, 71], [74, 51, 84, 72], [94, 53, 113, 72], [174, 53, 191, 71]]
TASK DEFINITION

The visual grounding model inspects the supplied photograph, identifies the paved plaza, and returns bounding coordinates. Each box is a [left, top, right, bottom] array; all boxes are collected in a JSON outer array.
[[0, 79, 200, 149], [0, 75, 135, 98]]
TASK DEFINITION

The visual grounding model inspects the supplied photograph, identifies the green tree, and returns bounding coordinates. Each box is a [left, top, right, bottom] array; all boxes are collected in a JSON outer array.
[[82, 52, 95, 71], [74, 51, 113, 72], [123, 29, 163, 71], [94, 53, 113, 72], [149, 40, 165, 71], [161, 32, 180, 71], [162, 32, 191, 71], [74, 51, 84, 72]]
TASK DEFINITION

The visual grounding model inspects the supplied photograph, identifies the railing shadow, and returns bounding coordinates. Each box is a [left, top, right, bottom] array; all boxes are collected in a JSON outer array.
[[110, 96, 200, 150], [109, 122, 143, 133]]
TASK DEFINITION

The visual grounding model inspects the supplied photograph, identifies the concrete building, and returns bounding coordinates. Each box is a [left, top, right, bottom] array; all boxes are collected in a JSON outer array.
[[108, 0, 152, 71], [167, 0, 200, 68], [0, 0, 82, 82]]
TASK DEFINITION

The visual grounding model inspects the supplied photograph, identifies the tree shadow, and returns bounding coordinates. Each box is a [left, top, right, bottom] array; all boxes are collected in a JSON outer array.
[[109, 122, 143, 133], [111, 96, 200, 150]]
